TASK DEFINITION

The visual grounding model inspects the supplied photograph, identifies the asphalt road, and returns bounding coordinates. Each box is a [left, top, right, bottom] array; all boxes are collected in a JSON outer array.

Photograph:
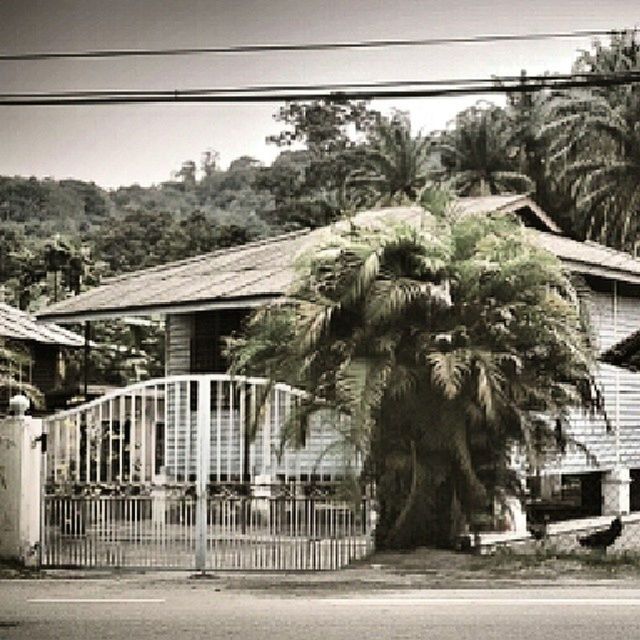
[[2, 580, 640, 639]]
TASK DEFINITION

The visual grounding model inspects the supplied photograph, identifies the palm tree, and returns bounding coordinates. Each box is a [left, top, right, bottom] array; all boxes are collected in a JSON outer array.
[[229, 205, 600, 548], [543, 31, 640, 251], [437, 102, 534, 197], [347, 113, 434, 206]]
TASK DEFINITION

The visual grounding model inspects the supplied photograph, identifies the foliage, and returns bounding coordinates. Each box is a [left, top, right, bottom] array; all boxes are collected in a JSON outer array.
[[79, 319, 165, 387], [259, 99, 381, 228], [0, 176, 111, 237], [229, 206, 599, 548], [542, 30, 640, 250], [437, 102, 534, 197], [348, 112, 435, 206]]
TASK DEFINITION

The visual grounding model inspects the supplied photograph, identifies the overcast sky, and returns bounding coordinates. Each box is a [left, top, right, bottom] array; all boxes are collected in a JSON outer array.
[[1, 0, 638, 188]]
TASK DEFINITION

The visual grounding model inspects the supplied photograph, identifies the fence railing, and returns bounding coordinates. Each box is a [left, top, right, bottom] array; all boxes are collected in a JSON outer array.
[[41, 490, 375, 570], [42, 374, 360, 488]]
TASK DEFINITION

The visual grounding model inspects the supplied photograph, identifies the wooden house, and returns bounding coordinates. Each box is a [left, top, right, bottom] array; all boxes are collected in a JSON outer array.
[[36, 196, 640, 521], [0, 302, 84, 414]]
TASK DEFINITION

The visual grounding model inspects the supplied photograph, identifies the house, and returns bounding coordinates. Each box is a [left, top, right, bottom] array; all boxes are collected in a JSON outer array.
[[0, 302, 84, 414], [35, 195, 640, 525]]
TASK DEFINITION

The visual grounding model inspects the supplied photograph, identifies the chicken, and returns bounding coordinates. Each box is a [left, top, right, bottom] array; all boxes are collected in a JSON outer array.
[[528, 522, 548, 541], [577, 517, 623, 552]]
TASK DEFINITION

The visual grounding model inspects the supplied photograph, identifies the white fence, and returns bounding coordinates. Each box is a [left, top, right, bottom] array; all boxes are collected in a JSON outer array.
[[42, 492, 375, 570]]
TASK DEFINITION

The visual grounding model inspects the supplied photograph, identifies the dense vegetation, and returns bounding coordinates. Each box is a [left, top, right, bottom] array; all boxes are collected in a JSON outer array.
[[3, 32, 639, 311]]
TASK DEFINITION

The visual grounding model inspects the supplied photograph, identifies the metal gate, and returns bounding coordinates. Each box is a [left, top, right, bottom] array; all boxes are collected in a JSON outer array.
[[41, 375, 375, 570]]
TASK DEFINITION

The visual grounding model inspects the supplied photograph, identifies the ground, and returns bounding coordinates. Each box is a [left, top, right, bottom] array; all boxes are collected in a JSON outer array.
[[3, 581, 640, 640], [5, 548, 640, 639], [4, 546, 640, 588]]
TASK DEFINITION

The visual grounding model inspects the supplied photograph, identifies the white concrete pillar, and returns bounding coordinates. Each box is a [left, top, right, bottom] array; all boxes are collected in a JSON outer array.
[[602, 467, 631, 515], [0, 396, 42, 565]]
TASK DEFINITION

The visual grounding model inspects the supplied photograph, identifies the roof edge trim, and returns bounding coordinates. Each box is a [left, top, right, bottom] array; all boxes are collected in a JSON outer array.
[[36, 295, 284, 323]]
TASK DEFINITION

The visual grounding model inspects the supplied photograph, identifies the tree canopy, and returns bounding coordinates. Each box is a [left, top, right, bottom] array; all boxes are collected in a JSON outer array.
[[229, 203, 600, 547], [543, 31, 640, 250]]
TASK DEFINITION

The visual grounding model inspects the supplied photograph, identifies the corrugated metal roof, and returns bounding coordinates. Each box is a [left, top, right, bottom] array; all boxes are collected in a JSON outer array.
[[0, 303, 84, 346], [453, 194, 562, 233], [530, 232, 640, 284], [36, 206, 427, 321], [37, 197, 640, 322]]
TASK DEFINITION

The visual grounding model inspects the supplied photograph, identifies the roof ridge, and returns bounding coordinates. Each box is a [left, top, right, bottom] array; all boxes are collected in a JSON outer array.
[[102, 228, 313, 285]]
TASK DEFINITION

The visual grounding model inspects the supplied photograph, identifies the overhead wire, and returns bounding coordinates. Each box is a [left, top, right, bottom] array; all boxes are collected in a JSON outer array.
[[0, 28, 626, 62], [1, 70, 639, 106], [1, 70, 633, 99]]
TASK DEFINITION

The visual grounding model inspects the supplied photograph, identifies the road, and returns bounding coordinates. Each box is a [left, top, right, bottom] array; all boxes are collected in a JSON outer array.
[[2, 580, 640, 639]]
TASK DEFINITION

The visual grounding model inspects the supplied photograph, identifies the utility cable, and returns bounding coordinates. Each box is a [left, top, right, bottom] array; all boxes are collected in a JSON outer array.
[[1, 70, 632, 99], [1, 71, 639, 106], [0, 28, 626, 62]]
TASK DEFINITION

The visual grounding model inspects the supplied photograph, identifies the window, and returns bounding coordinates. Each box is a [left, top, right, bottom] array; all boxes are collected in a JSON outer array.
[[190, 310, 249, 373]]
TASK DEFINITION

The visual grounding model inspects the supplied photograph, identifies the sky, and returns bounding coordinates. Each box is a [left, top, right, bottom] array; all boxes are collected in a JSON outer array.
[[1, 0, 638, 189]]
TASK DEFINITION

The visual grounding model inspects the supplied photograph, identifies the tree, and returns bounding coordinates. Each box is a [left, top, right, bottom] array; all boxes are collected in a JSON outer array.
[[259, 99, 380, 228], [502, 73, 577, 234], [437, 102, 534, 197], [347, 112, 434, 206], [543, 30, 640, 250], [229, 204, 600, 548]]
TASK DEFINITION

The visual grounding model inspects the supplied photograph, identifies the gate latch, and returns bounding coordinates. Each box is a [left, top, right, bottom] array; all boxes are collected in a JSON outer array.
[[32, 433, 47, 453]]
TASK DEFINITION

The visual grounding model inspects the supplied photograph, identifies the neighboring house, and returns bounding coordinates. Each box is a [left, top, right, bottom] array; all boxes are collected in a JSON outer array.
[[36, 195, 640, 524], [0, 302, 84, 414]]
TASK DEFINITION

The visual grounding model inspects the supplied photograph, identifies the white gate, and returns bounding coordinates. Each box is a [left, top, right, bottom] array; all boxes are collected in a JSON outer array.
[[41, 375, 375, 570]]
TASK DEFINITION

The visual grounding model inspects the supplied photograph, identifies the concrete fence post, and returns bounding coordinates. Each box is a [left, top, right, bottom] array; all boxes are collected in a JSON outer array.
[[602, 467, 631, 516], [0, 395, 43, 565]]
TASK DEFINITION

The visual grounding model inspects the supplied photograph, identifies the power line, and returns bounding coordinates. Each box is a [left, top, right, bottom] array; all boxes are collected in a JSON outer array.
[[0, 29, 625, 62], [1, 71, 639, 106], [0, 74, 577, 98], [0, 71, 625, 99]]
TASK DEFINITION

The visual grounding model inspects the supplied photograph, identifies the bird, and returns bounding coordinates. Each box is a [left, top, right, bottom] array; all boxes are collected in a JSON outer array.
[[577, 517, 623, 553], [528, 521, 548, 542]]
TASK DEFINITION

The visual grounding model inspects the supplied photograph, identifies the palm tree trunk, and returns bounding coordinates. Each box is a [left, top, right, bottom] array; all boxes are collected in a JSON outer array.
[[385, 440, 418, 544]]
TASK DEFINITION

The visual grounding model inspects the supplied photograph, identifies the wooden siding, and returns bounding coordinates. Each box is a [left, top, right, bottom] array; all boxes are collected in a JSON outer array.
[[163, 380, 357, 482], [166, 313, 192, 376], [546, 284, 640, 474]]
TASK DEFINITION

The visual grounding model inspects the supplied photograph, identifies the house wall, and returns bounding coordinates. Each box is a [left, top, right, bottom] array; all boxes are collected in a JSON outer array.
[[544, 278, 640, 475], [165, 310, 249, 376], [162, 311, 356, 482]]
